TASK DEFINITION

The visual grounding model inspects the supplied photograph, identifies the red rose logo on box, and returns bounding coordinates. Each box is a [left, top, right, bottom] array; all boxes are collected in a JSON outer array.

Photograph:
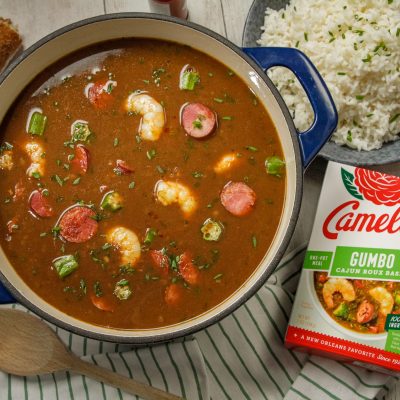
[[342, 167, 400, 206]]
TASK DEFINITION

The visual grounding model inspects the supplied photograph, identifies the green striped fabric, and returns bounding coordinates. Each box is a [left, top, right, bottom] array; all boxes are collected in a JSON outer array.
[[1, 246, 399, 399]]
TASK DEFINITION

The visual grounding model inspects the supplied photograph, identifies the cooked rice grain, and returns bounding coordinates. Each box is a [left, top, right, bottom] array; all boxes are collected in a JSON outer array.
[[258, 0, 400, 151]]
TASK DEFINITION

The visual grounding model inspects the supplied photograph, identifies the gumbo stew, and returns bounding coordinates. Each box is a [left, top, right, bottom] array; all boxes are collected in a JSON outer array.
[[315, 272, 400, 334], [0, 39, 285, 329]]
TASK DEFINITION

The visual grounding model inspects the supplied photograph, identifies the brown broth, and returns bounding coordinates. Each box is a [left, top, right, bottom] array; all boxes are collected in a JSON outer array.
[[0, 39, 285, 329]]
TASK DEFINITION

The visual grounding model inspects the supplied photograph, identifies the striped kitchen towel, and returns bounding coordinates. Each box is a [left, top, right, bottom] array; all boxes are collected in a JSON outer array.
[[1, 245, 398, 399]]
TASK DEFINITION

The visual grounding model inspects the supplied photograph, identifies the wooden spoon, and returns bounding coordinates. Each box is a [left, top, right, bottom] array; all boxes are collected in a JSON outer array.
[[0, 309, 183, 400]]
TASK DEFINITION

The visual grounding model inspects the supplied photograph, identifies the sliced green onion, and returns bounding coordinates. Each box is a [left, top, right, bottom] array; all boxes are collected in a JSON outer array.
[[52, 174, 64, 186], [146, 149, 157, 160], [144, 228, 157, 245], [389, 113, 400, 124], [201, 218, 224, 242], [213, 97, 224, 103], [128, 181, 136, 189], [28, 111, 47, 136], [252, 235, 257, 248], [101, 191, 123, 212], [53, 254, 79, 279], [245, 145, 258, 152], [265, 156, 285, 177]]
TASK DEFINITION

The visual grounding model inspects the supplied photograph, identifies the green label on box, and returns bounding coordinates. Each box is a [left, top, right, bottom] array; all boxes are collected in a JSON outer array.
[[303, 251, 333, 270], [329, 246, 400, 281], [385, 314, 400, 331], [385, 315, 400, 354], [385, 331, 400, 354]]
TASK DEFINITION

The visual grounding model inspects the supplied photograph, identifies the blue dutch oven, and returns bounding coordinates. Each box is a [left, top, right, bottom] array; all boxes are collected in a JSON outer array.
[[0, 13, 337, 343]]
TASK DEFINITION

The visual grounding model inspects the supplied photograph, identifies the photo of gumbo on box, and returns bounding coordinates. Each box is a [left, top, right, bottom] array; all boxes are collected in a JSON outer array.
[[286, 161, 400, 375]]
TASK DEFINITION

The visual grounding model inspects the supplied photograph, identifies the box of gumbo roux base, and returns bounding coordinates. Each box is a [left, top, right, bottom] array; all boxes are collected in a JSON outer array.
[[285, 161, 400, 375]]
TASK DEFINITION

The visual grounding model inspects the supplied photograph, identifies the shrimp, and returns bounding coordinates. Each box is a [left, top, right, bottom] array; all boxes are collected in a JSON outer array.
[[322, 278, 355, 309], [154, 180, 197, 216], [0, 151, 13, 170], [369, 287, 394, 316], [214, 152, 239, 174], [106, 227, 141, 266], [24, 141, 45, 177], [125, 93, 165, 141]]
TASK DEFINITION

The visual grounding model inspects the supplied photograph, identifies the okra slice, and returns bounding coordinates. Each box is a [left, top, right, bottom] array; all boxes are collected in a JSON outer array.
[[265, 156, 285, 177], [179, 65, 200, 90], [28, 112, 47, 136], [114, 279, 132, 300], [53, 254, 79, 279], [71, 120, 92, 143], [201, 218, 224, 241], [101, 191, 123, 212]]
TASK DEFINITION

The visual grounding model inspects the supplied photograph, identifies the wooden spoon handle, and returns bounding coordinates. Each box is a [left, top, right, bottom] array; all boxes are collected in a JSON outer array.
[[71, 357, 184, 400]]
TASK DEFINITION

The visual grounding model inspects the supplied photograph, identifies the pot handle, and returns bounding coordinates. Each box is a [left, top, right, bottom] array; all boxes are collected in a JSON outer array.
[[0, 282, 15, 303], [242, 47, 338, 168]]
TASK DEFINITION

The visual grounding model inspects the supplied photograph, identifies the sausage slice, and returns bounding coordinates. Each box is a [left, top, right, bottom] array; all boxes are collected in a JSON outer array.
[[59, 206, 98, 243], [181, 103, 216, 138], [71, 144, 89, 174], [356, 300, 375, 324], [149, 250, 170, 277], [115, 159, 133, 175], [178, 252, 199, 285], [29, 190, 53, 218], [87, 80, 114, 109], [165, 284, 183, 306], [220, 181, 256, 216]]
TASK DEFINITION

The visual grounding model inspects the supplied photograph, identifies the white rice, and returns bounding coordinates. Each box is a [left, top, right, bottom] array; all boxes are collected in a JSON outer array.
[[258, 0, 400, 151]]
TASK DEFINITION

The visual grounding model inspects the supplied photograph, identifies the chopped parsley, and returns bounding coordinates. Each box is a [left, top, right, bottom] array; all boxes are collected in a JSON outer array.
[[192, 171, 204, 179], [93, 281, 103, 297], [192, 118, 203, 129], [146, 149, 157, 160], [52, 174, 65, 187]]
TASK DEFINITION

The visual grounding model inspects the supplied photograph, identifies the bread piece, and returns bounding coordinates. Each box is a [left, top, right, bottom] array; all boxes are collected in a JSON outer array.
[[0, 18, 22, 72]]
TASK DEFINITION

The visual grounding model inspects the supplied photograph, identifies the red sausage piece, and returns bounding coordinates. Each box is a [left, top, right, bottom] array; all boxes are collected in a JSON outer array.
[[115, 159, 133, 175], [181, 103, 216, 138], [59, 206, 98, 243], [71, 145, 89, 174], [165, 284, 183, 306], [178, 252, 199, 285], [90, 294, 114, 312], [220, 181, 256, 216], [356, 300, 375, 324], [29, 190, 54, 218], [88, 80, 114, 109], [150, 250, 170, 277]]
